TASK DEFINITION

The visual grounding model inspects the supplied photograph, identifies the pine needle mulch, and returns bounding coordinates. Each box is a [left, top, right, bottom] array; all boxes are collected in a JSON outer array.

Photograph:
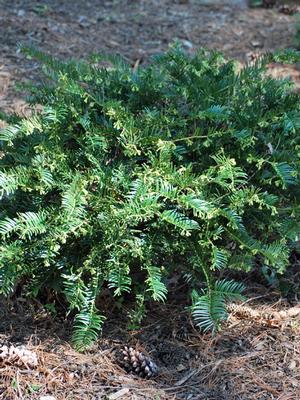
[[0, 283, 299, 400], [0, 0, 298, 115]]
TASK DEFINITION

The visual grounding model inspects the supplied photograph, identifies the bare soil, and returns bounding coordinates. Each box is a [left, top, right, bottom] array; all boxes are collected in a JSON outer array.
[[0, 0, 299, 114], [0, 1, 300, 399]]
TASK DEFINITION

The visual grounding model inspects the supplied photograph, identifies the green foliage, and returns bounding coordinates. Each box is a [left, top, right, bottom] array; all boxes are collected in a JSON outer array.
[[1, 45, 300, 349], [248, 0, 263, 7], [192, 280, 245, 333], [127, 293, 146, 330]]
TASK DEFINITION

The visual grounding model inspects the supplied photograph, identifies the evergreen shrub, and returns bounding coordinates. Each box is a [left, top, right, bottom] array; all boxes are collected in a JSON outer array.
[[0, 46, 300, 349]]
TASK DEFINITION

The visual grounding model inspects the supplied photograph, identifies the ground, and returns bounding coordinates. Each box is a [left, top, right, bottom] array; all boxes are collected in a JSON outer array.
[[0, 1, 300, 399]]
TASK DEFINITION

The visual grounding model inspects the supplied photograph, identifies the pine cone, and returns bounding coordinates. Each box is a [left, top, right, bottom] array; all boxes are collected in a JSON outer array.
[[227, 303, 260, 320], [0, 344, 38, 369], [121, 346, 158, 379]]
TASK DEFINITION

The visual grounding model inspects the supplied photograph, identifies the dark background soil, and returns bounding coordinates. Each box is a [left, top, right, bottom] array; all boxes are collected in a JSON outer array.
[[0, 0, 299, 114]]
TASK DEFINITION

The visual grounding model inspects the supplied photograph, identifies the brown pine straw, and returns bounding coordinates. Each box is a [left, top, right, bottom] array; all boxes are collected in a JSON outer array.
[[0, 294, 299, 400]]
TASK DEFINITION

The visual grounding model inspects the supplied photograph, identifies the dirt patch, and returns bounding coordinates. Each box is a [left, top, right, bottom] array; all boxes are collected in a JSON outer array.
[[0, 0, 298, 113]]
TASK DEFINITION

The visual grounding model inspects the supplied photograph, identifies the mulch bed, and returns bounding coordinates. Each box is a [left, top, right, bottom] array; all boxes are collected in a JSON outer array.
[[0, 280, 299, 399], [0, 1, 300, 399], [0, 0, 299, 113]]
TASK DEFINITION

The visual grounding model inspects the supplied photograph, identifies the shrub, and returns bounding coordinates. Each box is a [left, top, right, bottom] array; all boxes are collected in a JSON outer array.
[[0, 46, 300, 349]]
